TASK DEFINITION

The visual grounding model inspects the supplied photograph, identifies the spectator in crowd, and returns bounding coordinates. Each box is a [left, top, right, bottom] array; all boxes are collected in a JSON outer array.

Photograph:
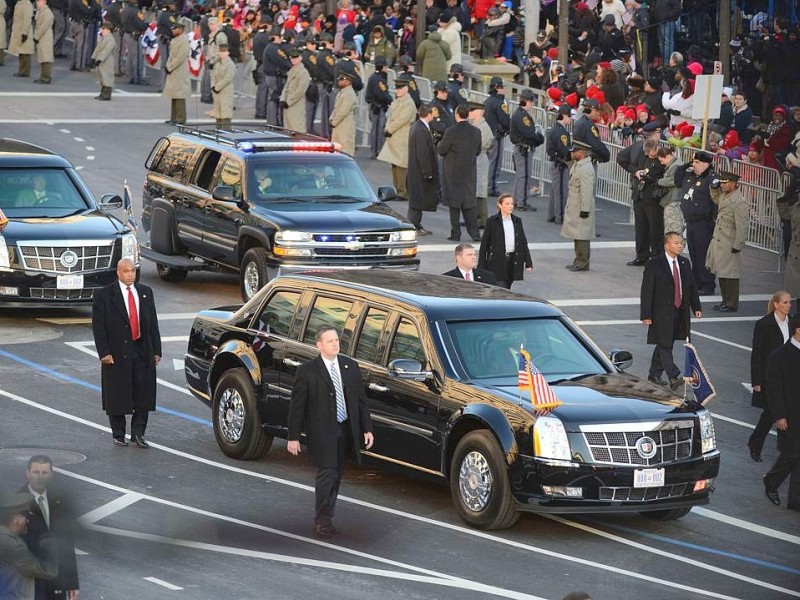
[[596, 14, 624, 60], [398, 17, 416, 60], [731, 91, 755, 143], [334, 0, 356, 53], [656, 146, 685, 236], [625, 75, 647, 107], [481, 5, 508, 59], [438, 10, 461, 71], [406, 104, 438, 236], [600, 0, 627, 29], [562, 140, 597, 272], [415, 30, 451, 83], [749, 291, 792, 463], [363, 24, 395, 66], [652, 0, 680, 68], [712, 87, 735, 134], [763, 105, 794, 170], [721, 130, 749, 161], [478, 193, 533, 288], [378, 74, 417, 201]]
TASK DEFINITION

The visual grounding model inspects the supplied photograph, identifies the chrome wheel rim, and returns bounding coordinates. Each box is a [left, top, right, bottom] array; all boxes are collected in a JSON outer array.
[[458, 450, 492, 512], [217, 387, 245, 443], [243, 262, 260, 300]]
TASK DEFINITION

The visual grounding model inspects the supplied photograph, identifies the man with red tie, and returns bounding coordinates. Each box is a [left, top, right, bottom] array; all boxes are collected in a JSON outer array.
[[640, 232, 702, 389], [441, 243, 497, 284], [92, 257, 162, 448]]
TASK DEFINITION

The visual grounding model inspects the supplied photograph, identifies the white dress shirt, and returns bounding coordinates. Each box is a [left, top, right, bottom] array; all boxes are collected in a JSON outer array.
[[118, 280, 139, 320]]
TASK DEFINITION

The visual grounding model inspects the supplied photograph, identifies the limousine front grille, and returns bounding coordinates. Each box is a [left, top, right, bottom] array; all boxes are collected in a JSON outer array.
[[29, 287, 97, 300], [18, 241, 115, 274], [582, 422, 694, 467], [598, 482, 692, 502]]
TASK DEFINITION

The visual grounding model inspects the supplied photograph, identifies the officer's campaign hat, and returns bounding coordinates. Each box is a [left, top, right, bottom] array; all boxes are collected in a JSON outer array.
[[489, 76, 504, 88], [395, 74, 411, 88], [519, 88, 536, 101], [433, 80, 448, 92], [270, 26, 283, 37], [583, 97, 600, 109], [320, 32, 333, 43], [449, 63, 464, 74], [0, 493, 31, 521], [571, 140, 592, 151], [374, 55, 388, 68], [343, 41, 357, 52], [718, 171, 740, 183], [641, 121, 662, 133], [337, 70, 356, 82], [557, 104, 572, 116], [693, 151, 713, 164], [289, 49, 301, 58], [468, 100, 484, 111]]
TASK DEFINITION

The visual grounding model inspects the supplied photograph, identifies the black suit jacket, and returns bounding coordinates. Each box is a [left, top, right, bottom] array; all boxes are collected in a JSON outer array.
[[478, 212, 532, 283], [765, 342, 800, 453], [640, 253, 701, 347], [91, 281, 162, 415], [751, 313, 787, 409], [287, 355, 373, 469], [441, 267, 497, 285]]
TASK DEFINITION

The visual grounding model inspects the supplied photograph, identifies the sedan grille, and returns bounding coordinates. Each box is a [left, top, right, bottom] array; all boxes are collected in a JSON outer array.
[[598, 483, 692, 501], [18, 242, 115, 274], [583, 424, 693, 466], [29, 287, 97, 300]]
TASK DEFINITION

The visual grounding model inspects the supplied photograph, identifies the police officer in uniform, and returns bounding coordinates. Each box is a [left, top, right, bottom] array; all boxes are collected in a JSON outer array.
[[334, 42, 363, 92], [315, 33, 336, 138], [121, 0, 148, 85], [678, 151, 719, 295], [572, 97, 611, 163], [446, 63, 468, 112], [82, 0, 101, 70], [429, 81, 453, 145], [509, 88, 544, 210], [252, 23, 271, 119], [156, 0, 178, 92], [484, 76, 509, 196], [365, 56, 393, 158], [51, 0, 69, 57], [261, 27, 291, 126], [68, 0, 92, 71], [302, 36, 320, 135], [201, 17, 227, 104], [105, 0, 123, 76], [398, 55, 422, 108], [546, 104, 572, 224]]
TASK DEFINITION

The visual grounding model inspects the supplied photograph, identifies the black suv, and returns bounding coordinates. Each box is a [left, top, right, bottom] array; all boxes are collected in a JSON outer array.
[[141, 125, 419, 301], [185, 271, 720, 530], [0, 139, 139, 305]]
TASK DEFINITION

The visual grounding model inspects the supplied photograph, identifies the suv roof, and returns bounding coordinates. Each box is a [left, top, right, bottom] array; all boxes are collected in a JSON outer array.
[[0, 139, 72, 169], [172, 124, 343, 156], [277, 271, 560, 321]]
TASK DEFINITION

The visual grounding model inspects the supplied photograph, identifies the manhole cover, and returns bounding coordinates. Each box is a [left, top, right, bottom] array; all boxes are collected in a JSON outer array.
[[0, 322, 64, 344], [0, 448, 87, 467]]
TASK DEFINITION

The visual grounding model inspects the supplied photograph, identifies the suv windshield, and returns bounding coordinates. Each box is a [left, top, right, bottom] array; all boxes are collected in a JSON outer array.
[[247, 159, 377, 203], [0, 169, 89, 216], [447, 318, 606, 381]]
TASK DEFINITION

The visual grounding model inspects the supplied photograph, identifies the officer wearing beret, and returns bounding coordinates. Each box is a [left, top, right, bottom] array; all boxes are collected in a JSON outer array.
[[484, 76, 510, 197], [365, 56, 393, 158], [509, 88, 544, 210], [572, 98, 611, 163]]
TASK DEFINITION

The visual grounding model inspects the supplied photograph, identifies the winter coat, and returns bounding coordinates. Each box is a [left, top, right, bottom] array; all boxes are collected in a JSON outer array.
[[9, 0, 34, 55], [91, 34, 116, 88], [364, 25, 395, 66], [163, 33, 191, 100], [281, 62, 311, 133], [406, 119, 439, 212], [34, 4, 54, 64], [778, 200, 800, 298], [765, 342, 800, 455], [561, 156, 596, 240], [478, 212, 532, 282], [640, 253, 702, 347], [415, 31, 451, 83], [211, 55, 236, 120], [0, 0, 6, 51], [750, 313, 787, 409], [474, 116, 493, 198], [330, 84, 358, 157], [705, 187, 749, 279], [439, 20, 462, 70], [437, 120, 482, 209], [377, 92, 417, 169]]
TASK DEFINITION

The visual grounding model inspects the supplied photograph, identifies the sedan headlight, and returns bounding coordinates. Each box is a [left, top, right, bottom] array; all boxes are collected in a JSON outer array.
[[390, 230, 417, 242], [121, 232, 140, 263], [533, 415, 571, 461], [698, 410, 716, 453], [275, 230, 313, 243], [0, 235, 10, 270]]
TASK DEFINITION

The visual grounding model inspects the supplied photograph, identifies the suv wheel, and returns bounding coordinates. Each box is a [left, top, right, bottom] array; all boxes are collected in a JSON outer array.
[[212, 368, 273, 460], [450, 430, 519, 530], [639, 507, 692, 521], [240, 247, 269, 302], [156, 263, 188, 283]]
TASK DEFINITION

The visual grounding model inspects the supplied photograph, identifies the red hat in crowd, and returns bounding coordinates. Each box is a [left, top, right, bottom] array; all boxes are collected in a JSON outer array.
[[594, 91, 607, 105], [547, 48, 559, 59], [677, 122, 695, 138], [616, 106, 627, 115], [585, 85, 600, 99], [774, 105, 788, 116], [687, 62, 704, 76], [598, 61, 612, 70], [575, 2, 589, 10], [723, 130, 741, 149], [547, 87, 562, 101], [625, 108, 636, 120], [565, 92, 579, 107], [636, 103, 648, 114], [749, 138, 765, 152]]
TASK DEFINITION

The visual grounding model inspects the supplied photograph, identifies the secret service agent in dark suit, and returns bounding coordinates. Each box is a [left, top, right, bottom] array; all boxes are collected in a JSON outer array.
[[763, 315, 800, 511], [749, 292, 792, 462], [21, 455, 79, 600], [478, 194, 533, 289], [640, 232, 702, 389], [91, 257, 162, 448], [287, 327, 374, 538], [442, 243, 497, 284]]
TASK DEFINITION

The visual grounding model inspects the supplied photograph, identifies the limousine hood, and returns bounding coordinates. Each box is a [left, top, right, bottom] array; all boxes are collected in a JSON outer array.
[[1, 210, 126, 242]]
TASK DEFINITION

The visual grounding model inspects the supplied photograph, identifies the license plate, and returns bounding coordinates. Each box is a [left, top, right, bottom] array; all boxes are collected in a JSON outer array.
[[634, 468, 665, 488], [57, 274, 84, 289]]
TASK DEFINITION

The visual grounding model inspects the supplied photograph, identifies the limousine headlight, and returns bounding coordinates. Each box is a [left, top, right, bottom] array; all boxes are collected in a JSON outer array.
[[390, 230, 417, 242], [533, 415, 571, 461], [0, 235, 10, 269], [275, 230, 313, 243], [699, 411, 716, 453]]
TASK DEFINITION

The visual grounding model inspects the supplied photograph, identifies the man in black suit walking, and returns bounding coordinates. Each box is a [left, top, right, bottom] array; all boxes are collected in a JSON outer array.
[[442, 243, 497, 284], [21, 455, 79, 600], [287, 327, 374, 538], [92, 257, 162, 448], [640, 232, 702, 389]]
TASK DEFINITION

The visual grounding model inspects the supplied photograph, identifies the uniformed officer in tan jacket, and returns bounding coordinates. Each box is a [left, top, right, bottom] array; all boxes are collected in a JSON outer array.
[[9, 0, 34, 77], [162, 21, 191, 125], [33, 0, 54, 83], [211, 44, 236, 129], [330, 70, 358, 157], [377, 74, 417, 201], [91, 21, 116, 100], [280, 49, 311, 133]]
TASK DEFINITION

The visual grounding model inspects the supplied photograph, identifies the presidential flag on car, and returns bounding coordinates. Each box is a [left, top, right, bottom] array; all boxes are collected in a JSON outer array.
[[518, 345, 563, 410], [684, 342, 716, 405], [123, 182, 138, 233]]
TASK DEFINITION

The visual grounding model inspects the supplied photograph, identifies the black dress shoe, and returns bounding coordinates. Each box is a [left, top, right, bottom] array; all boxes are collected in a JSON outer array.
[[131, 435, 149, 449], [647, 375, 667, 386], [416, 228, 431, 236], [13, 73, 28, 77], [713, 304, 725, 310], [669, 377, 685, 390], [446, 236, 460, 242], [554, 217, 563, 224], [626, 258, 647, 266], [113, 437, 129, 447], [764, 479, 781, 506], [488, 190, 500, 197], [749, 446, 763, 462], [314, 523, 335, 538], [546, 217, 556, 223], [471, 236, 482, 242], [164, 119, 176, 125], [718, 305, 737, 312]]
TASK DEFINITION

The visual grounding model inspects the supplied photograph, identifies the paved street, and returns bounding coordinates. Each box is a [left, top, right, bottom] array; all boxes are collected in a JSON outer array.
[[1, 57, 799, 600]]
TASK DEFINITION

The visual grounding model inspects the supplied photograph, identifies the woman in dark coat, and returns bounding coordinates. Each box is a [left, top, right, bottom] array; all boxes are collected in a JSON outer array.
[[478, 193, 532, 288], [749, 290, 792, 461]]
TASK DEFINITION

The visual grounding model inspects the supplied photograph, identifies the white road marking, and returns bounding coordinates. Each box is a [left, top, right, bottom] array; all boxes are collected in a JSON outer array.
[[552, 295, 770, 307], [86, 156, 95, 161], [2, 388, 795, 599], [75, 166, 84, 171], [59, 128, 71, 133], [711, 413, 776, 436], [0, 118, 216, 124], [692, 507, 799, 546], [417, 241, 635, 253], [36, 317, 92, 325], [85, 146, 94, 151], [78, 493, 143, 526], [158, 313, 198, 321], [173, 358, 184, 371], [692, 331, 751, 351], [74, 549, 88, 556], [741, 382, 753, 392], [576, 318, 757, 329], [73, 137, 84, 142], [143, 577, 184, 591]]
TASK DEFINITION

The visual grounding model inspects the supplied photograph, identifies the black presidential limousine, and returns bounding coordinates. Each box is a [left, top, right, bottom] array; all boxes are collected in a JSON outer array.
[[184, 271, 720, 530]]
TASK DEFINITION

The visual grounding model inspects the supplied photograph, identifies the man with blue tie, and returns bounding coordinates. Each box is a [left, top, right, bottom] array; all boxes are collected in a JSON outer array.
[[287, 327, 374, 538]]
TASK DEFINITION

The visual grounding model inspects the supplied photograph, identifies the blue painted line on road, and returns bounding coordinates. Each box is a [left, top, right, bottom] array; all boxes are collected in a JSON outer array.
[[587, 518, 800, 576], [0, 348, 212, 427]]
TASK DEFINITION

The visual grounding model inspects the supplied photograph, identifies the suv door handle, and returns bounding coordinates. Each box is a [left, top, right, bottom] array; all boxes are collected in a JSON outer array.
[[203, 204, 213, 214], [283, 358, 302, 368], [368, 383, 388, 393]]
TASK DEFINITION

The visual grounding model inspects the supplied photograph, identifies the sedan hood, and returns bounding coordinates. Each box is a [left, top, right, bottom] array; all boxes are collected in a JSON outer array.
[[2, 210, 125, 242]]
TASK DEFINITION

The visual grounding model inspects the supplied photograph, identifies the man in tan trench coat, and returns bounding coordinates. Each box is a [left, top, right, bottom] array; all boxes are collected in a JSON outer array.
[[330, 70, 358, 156], [280, 49, 311, 133], [0, 0, 7, 66], [91, 21, 116, 100], [33, 0, 54, 83], [211, 44, 236, 129], [706, 171, 750, 312], [561, 140, 596, 272], [163, 21, 190, 125], [377, 74, 417, 201], [9, 0, 34, 77]]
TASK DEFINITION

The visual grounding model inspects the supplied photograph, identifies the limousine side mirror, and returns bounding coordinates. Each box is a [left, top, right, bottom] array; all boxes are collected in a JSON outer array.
[[212, 185, 237, 202], [609, 349, 633, 372], [377, 186, 397, 202], [99, 193, 123, 210], [389, 359, 432, 382]]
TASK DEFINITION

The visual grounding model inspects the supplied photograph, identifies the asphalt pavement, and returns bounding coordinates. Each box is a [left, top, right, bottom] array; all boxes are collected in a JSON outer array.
[[1, 53, 799, 600]]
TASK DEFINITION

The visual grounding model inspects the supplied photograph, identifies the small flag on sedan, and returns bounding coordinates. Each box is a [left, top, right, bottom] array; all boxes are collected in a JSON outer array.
[[518, 345, 563, 410]]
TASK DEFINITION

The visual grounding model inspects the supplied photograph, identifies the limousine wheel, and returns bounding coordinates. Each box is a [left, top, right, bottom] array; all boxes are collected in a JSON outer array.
[[156, 263, 188, 283], [639, 507, 692, 521], [240, 248, 269, 302], [450, 430, 519, 530], [212, 368, 273, 460]]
